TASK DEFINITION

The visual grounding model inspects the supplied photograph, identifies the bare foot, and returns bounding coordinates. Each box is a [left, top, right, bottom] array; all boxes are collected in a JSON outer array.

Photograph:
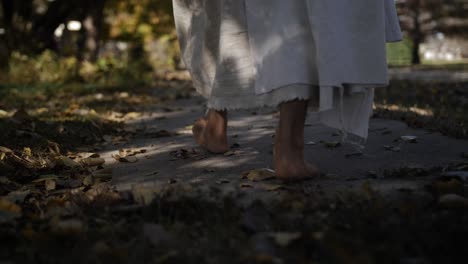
[[274, 100, 320, 182], [192, 110, 229, 154], [274, 148, 320, 182], [192, 118, 208, 146]]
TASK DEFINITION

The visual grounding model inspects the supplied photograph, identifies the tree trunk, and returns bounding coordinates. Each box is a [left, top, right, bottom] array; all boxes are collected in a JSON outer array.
[[32, 0, 80, 52], [411, 38, 421, 65], [81, 0, 106, 62], [0, 38, 9, 73], [411, 7, 422, 65], [0, 0, 13, 72]]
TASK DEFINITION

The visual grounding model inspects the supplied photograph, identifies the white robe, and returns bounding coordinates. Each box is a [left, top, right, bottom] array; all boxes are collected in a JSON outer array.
[[172, 0, 403, 140]]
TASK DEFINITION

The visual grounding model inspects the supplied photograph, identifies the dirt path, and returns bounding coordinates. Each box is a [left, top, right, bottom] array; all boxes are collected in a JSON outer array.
[[3, 86, 468, 263], [108, 96, 468, 195]]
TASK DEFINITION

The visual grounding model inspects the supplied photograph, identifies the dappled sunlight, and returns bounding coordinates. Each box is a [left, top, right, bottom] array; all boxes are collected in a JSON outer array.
[[1, 0, 468, 262], [239, 128, 275, 143], [374, 103, 434, 117], [374, 80, 468, 138], [179, 153, 258, 170]]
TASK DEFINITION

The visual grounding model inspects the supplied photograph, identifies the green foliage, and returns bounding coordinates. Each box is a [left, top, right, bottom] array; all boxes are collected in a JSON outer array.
[[387, 38, 413, 66], [7, 51, 78, 84], [3, 50, 153, 86]]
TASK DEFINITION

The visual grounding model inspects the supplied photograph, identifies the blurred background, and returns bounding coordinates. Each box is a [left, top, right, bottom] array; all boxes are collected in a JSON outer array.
[[0, 0, 177, 86], [0, 0, 467, 84], [2, 2, 468, 262], [0, 0, 467, 138]]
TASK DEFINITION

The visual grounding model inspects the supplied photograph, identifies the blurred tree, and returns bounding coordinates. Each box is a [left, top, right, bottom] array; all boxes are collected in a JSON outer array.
[[0, 0, 12, 71], [0, 0, 107, 59], [82, 1, 106, 62], [105, 0, 174, 55], [104, 0, 176, 71], [397, 0, 468, 64], [0, 0, 174, 60], [0, 0, 178, 83]]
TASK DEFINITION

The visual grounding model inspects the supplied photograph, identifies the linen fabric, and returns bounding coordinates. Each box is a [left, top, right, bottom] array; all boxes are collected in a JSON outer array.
[[172, 0, 402, 139]]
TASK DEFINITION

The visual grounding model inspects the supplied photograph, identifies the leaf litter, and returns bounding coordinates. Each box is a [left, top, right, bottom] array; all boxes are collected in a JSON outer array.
[[2, 80, 468, 263]]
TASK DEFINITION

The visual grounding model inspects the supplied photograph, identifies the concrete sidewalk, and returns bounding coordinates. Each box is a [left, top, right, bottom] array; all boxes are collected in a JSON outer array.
[[105, 96, 468, 196]]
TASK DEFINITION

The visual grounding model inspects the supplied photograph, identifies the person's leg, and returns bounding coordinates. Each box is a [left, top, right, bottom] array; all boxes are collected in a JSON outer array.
[[192, 109, 229, 153], [274, 100, 320, 181]]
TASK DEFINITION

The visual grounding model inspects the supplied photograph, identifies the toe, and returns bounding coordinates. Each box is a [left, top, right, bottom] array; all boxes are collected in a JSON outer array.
[[192, 118, 207, 144]]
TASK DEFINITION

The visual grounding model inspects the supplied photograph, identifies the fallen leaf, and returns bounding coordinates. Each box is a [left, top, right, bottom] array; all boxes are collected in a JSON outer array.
[[92, 172, 112, 182], [431, 177, 463, 196], [442, 171, 468, 183], [242, 169, 276, 182], [56, 156, 81, 168], [33, 174, 59, 183], [216, 179, 230, 184], [83, 175, 94, 186], [103, 135, 113, 143], [45, 179, 56, 191], [5, 190, 30, 203], [123, 112, 142, 120], [117, 148, 147, 158], [0, 198, 22, 222], [132, 186, 161, 205], [224, 150, 238, 157], [0, 146, 13, 154], [145, 171, 159, 176], [400, 135, 418, 143], [322, 141, 341, 149], [112, 154, 138, 163], [168, 179, 177, 184], [384, 145, 401, 152], [269, 232, 302, 247], [170, 148, 200, 160], [261, 184, 285, 192], [50, 218, 86, 235], [119, 92, 129, 98], [23, 147, 32, 157], [438, 194, 468, 209], [81, 157, 105, 167], [0, 109, 10, 117], [123, 126, 137, 134]]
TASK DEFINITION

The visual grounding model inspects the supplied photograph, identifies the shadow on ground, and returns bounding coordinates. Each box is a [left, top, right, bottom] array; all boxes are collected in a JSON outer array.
[[2, 81, 468, 263]]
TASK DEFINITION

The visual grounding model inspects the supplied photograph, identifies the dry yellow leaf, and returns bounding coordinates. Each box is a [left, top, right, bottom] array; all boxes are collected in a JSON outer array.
[[45, 179, 57, 191], [23, 147, 32, 157], [81, 157, 105, 167], [242, 168, 276, 182], [0, 199, 22, 215], [56, 156, 81, 168], [269, 232, 302, 247]]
